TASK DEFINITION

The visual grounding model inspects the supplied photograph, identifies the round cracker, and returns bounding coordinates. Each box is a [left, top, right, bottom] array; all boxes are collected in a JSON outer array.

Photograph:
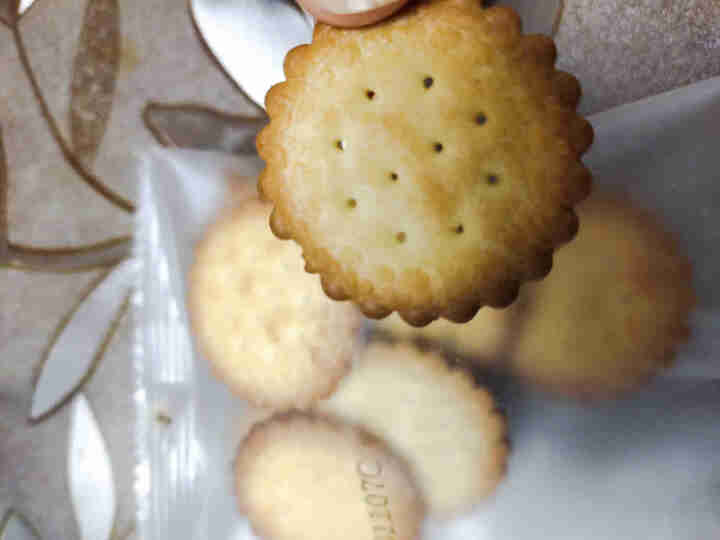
[[316, 342, 508, 516], [258, 1, 592, 326], [510, 194, 696, 398], [235, 412, 425, 540], [188, 198, 363, 409]]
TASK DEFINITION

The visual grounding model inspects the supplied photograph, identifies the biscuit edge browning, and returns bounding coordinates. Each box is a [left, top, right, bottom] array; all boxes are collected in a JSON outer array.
[[187, 199, 360, 409], [257, 1, 593, 327], [392, 343, 510, 515], [317, 341, 510, 516], [508, 193, 696, 399], [235, 411, 426, 540]]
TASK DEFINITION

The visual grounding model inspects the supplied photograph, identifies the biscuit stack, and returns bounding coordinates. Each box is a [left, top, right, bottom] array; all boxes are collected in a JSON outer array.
[[187, 2, 695, 538], [377, 193, 695, 399]]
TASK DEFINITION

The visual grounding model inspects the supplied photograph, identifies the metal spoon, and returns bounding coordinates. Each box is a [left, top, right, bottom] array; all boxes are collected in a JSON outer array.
[[190, 0, 314, 110]]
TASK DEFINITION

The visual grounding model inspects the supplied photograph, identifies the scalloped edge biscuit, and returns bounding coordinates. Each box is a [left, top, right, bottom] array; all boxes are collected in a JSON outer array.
[[258, 0, 593, 327], [508, 193, 696, 399], [373, 294, 530, 366], [235, 412, 426, 540], [188, 198, 363, 410], [315, 341, 509, 516]]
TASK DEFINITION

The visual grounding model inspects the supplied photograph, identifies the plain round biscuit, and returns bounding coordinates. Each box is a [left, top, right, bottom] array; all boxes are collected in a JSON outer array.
[[235, 412, 425, 540], [188, 199, 363, 409], [315, 341, 509, 516], [258, 0, 593, 326], [509, 194, 696, 398]]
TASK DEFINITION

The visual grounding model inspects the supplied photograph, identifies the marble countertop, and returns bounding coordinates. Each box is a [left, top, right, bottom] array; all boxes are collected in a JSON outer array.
[[1, 1, 718, 539]]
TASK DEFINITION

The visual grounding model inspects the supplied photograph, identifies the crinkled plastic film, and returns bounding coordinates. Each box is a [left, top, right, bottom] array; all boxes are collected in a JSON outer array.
[[134, 78, 720, 540]]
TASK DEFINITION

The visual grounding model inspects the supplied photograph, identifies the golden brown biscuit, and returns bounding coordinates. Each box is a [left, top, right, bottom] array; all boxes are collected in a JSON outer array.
[[188, 198, 363, 409], [510, 194, 695, 398], [258, 1, 593, 326], [316, 342, 508, 517], [235, 412, 425, 540], [374, 299, 527, 364]]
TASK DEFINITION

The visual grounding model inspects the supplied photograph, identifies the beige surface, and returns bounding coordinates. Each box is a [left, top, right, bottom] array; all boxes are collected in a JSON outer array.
[[0, 0, 258, 538], [556, 0, 720, 115], [1, 0, 719, 538]]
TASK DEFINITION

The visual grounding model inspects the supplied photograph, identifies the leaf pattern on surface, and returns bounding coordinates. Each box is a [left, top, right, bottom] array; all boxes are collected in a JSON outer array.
[[0, 127, 7, 261], [70, 0, 121, 167], [0, 510, 40, 540], [4, 236, 131, 273], [552, 0, 565, 36], [30, 259, 134, 421], [0, 0, 90, 26], [11, 17, 134, 212], [143, 102, 267, 155], [68, 394, 116, 540], [0, 0, 19, 26]]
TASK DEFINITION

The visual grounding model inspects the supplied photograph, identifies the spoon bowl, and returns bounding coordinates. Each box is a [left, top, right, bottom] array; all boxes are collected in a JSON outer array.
[[190, 0, 314, 110]]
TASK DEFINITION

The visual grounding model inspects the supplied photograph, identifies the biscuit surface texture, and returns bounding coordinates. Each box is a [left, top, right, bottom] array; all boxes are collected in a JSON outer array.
[[316, 341, 508, 516], [258, 0, 593, 325], [188, 199, 362, 409], [510, 194, 695, 398], [235, 412, 425, 540]]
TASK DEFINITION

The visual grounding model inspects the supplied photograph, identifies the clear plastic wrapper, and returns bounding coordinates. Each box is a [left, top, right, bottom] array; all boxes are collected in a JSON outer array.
[[134, 77, 720, 540]]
